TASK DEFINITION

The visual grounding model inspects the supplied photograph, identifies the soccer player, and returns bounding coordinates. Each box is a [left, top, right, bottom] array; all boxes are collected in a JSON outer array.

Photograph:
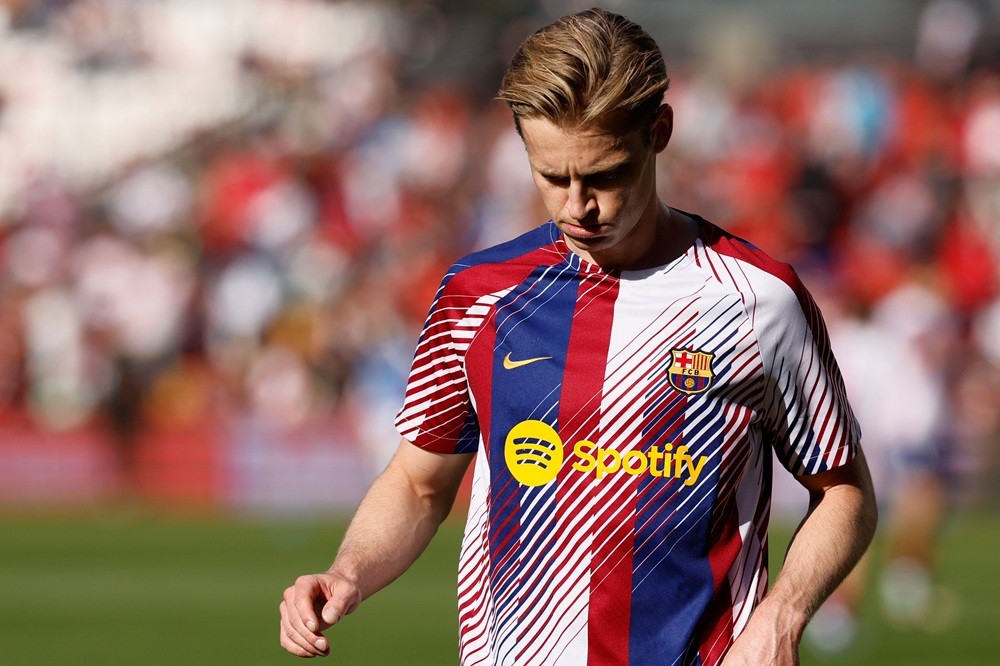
[[279, 8, 877, 664]]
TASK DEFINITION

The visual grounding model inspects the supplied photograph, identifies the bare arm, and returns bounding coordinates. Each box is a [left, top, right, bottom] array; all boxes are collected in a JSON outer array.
[[279, 438, 473, 658], [722, 448, 878, 665]]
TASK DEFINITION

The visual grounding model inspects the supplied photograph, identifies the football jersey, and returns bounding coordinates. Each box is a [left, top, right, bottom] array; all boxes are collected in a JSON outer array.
[[395, 216, 859, 666]]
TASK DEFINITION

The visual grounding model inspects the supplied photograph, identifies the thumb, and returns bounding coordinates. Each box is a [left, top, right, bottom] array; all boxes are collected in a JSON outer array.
[[320, 599, 342, 626], [321, 577, 362, 625]]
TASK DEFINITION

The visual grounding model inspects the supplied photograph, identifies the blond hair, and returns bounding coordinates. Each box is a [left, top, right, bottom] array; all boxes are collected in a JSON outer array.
[[497, 8, 669, 133]]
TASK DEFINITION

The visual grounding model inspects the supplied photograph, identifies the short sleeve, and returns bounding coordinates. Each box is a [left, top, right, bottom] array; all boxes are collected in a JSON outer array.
[[394, 269, 481, 454], [757, 273, 861, 477]]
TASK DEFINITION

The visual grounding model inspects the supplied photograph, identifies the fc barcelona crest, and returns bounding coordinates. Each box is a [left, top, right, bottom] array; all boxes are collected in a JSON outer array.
[[668, 348, 715, 395]]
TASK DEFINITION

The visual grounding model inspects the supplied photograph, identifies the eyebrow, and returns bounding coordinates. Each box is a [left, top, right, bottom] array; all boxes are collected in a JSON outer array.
[[535, 157, 633, 180]]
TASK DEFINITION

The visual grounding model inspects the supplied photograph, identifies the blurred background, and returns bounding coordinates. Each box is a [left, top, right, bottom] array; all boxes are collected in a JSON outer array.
[[1, 0, 999, 663]]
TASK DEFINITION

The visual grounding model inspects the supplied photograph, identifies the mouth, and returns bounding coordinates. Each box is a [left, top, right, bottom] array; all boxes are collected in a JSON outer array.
[[560, 221, 608, 241]]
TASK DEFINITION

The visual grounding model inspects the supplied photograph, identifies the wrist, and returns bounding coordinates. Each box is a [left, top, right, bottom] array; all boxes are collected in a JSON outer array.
[[327, 563, 365, 600], [752, 595, 809, 643]]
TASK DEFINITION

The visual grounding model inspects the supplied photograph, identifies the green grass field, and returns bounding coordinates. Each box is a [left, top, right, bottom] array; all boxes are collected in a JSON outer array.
[[1, 509, 998, 665]]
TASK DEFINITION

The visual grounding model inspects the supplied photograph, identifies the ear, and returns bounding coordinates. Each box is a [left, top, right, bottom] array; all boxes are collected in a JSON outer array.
[[651, 104, 673, 153]]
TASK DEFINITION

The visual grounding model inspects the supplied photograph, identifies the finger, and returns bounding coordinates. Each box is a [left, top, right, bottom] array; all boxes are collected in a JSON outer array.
[[281, 611, 328, 657], [279, 615, 319, 657], [279, 599, 318, 656], [284, 580, 335, 656], [280, 599, 326, 657], [321, 578, 362, 626], [291, 576, 325, 632]]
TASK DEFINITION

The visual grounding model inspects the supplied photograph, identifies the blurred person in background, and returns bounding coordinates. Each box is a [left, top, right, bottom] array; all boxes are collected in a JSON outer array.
[[807, 274, 959, 653], [866, 279, 957, 629], [279, 8, 876, 665]]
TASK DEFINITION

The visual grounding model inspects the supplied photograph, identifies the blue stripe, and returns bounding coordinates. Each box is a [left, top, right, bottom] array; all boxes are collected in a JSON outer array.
[[485, 258, 580, 659], [451, 223, 558, 275], [629, 390, 727, 665]]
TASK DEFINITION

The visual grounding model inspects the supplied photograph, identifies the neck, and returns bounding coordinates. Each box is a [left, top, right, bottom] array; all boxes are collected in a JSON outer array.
[[628, 203, 679, 270], [591, 203, 693, 272]]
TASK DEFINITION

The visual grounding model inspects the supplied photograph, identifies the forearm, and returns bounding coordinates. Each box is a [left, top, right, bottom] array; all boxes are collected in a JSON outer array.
[[759, 450, 878, 638], [330, 442, 471, 600], [279, 442, 470, 658]]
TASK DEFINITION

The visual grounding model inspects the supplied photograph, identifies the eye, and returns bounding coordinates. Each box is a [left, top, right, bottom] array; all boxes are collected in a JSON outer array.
[[591, 168, 625, 186], [542, 174, 570, 187]]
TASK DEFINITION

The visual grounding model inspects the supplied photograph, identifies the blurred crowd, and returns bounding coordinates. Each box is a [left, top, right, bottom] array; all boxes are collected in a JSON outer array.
[[0, 0, 998, 516]]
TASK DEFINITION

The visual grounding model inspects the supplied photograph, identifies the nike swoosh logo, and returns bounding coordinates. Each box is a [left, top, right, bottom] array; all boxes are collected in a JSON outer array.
[[502, 352, 552, 370]]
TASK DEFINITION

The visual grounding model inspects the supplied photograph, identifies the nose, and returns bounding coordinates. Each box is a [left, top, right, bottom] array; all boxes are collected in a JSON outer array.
[[566, 179, 597, 222]]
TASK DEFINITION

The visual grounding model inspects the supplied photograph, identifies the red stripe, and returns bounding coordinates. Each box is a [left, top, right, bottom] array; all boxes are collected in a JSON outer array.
[[697, 494, 740, 664], [534, 277, 633, 666], [465, 304, 495, 457], [510, 273, 620, 661]]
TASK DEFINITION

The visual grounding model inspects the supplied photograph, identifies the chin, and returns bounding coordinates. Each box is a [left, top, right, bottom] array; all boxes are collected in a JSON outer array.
[[565, 233, 612, 250]]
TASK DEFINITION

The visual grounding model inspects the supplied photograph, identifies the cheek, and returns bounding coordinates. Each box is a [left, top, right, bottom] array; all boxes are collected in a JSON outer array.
[[537, 186, 567, 216], [617, 175, 654, 219], [598, 190, 631, 221]]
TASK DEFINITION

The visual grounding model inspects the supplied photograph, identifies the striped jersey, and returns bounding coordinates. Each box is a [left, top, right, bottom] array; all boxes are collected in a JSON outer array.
[[395, 216, 859, 666]]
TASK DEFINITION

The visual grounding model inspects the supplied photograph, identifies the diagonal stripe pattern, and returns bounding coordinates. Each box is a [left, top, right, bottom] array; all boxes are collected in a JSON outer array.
[[395, 219, 860, 666]]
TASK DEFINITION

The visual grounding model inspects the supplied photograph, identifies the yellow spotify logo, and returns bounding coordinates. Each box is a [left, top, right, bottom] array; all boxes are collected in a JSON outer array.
[[504, 420, 564, 486], [504, 420, 710, 487]]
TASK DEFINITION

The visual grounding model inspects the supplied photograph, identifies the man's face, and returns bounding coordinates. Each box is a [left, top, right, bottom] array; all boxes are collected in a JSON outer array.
[[520, 106, 672, 269]]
